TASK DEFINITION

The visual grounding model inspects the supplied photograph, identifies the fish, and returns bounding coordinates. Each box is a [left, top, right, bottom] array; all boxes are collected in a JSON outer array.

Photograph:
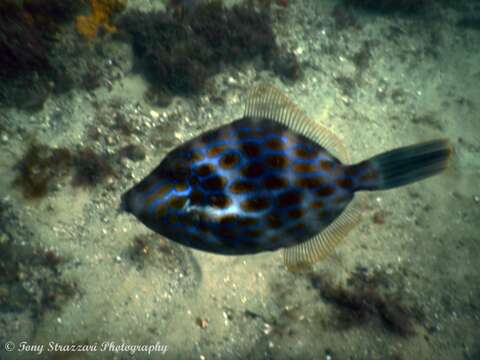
[[121, 85, 453, 269]]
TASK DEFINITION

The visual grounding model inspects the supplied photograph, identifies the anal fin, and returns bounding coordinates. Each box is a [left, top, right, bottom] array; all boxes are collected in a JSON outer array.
[[283, 194, 365, 271]]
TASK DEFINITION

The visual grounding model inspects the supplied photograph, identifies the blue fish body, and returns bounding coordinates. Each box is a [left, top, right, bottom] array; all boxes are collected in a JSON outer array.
[[122, 117, 351, 254], [122, 86, 452, 268]]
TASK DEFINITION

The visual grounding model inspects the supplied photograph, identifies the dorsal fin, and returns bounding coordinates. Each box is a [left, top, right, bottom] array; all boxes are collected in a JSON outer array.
[[244, 84, 363, 270], [244, 85, 350, 163]]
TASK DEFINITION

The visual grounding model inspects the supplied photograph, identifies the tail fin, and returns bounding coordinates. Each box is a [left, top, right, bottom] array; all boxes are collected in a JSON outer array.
[[349, 139, 453, 191]]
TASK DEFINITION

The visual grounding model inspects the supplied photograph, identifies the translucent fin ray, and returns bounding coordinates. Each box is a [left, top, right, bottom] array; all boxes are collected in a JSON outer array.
[[283, 194, 365, 271], [244, 85, 350, 163]]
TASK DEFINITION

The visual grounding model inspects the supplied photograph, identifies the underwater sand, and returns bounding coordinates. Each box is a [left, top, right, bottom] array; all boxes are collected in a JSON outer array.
[[0, 0, 479, 359]]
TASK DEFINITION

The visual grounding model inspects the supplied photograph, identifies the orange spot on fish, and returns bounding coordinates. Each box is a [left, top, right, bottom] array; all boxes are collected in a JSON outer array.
[[241, 196, 270, 212], [145, 184, 173, 204]]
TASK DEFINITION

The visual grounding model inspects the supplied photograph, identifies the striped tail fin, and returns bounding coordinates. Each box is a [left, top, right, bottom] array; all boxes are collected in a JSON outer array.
[[348, 139, 453, 191]]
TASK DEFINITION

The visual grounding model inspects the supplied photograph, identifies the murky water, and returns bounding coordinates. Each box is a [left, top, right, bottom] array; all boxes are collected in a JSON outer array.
[[0, 0, 479, 359]]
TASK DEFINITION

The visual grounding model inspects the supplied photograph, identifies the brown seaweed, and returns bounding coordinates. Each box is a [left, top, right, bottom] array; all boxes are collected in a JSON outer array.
[[13, 142, 115, 199], [117, 2, 291, 95], [309, 269, 422, 336]]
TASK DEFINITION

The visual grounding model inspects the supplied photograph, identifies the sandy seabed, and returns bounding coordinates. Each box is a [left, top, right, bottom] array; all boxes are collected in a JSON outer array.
[[0, 0, 479, 359]]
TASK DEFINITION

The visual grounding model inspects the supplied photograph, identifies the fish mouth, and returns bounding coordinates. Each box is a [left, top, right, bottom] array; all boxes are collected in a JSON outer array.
[[119, 189, 147, 216], [118, 192, 130, 214]]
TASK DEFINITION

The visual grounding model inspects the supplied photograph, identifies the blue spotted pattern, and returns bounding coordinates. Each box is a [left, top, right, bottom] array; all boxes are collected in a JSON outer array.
[[121, 117, 358, 254]]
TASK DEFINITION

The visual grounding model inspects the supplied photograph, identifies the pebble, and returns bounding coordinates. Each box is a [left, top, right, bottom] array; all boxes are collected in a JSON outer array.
[[197, 318, 209, 329], [294, 46, 304, 55], [262, 323, 272, 335], [474, 195, 480, 203]]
